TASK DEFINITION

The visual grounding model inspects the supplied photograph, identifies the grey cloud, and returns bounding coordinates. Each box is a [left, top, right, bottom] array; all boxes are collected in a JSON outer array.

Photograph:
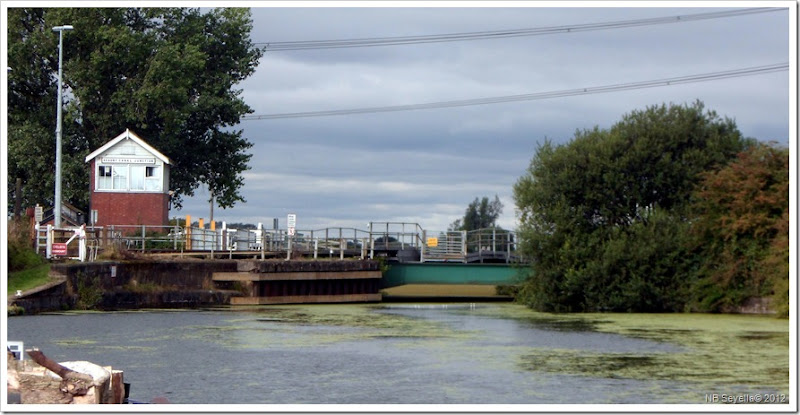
[[179, 5, 791, 231]]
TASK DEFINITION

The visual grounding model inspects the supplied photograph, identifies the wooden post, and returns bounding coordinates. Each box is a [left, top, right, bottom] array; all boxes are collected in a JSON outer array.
[[109, 370, 124, 404], [185, 215, 192, 250]]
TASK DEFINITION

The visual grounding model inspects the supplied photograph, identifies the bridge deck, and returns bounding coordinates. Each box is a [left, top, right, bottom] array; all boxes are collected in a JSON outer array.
[[381, 262, 522, 288]]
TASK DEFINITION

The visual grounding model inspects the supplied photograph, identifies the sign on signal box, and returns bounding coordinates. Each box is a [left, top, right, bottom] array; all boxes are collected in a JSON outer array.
[[52, 243, 68, 256]]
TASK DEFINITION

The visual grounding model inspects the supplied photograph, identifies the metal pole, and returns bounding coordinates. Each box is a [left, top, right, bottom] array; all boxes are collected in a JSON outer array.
[[420, 230, 426, 263], [52, 25, 73, 228], [46, 224, 53, 259], [368, 222, 373, 260]]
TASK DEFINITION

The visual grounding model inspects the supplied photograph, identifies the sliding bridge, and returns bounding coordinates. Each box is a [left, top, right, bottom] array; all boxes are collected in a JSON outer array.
[[180, 222, 522, 264], [211, 259, 525, 304]]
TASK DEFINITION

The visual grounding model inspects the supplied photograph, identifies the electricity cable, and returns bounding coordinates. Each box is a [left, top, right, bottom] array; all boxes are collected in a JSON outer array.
[[256, 8, 781, 51], [240, 63, 789, 120]]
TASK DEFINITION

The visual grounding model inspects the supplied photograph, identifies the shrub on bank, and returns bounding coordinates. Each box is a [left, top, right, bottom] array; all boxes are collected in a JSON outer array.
[[7, 218, 42, 272]]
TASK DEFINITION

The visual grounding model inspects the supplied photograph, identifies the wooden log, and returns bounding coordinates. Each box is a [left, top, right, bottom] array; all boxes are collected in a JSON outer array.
[[27, 349, 94, 384]]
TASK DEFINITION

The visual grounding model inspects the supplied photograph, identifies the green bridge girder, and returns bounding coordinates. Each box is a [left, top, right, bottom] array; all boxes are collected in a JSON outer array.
[[381, 262, 526, 288]]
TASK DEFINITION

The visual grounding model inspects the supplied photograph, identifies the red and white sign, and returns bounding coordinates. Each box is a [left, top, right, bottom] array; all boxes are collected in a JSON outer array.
[[52, 243, 68, 256]]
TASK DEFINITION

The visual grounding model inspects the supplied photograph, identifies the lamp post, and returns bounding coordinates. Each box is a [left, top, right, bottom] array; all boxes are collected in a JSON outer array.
[[52, 25, 73, 228]]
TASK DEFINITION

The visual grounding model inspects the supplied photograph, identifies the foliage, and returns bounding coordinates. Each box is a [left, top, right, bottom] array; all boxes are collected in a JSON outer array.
[[449, 195, 504, 231], [96, 243, 140, 260], [513, 101, 747, 312], [7, 218, 43, 272], [7, 304, 26, 316], [375, 256, 391, 274], [495, 284, 521, 297], [689, 142, 789, 314], [75, 273, 103, 310], [7, 8, 263, 213]]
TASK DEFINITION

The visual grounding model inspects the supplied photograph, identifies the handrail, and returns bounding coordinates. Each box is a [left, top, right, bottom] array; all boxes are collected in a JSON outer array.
[[37, 221, 523, 263]]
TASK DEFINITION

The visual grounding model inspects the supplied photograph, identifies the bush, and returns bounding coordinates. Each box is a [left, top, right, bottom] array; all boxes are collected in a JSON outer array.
[[7, 218, 42, 272], [513, 101, 746, 312], [96, 243, 140, 260], [75, 272, 103, 310]]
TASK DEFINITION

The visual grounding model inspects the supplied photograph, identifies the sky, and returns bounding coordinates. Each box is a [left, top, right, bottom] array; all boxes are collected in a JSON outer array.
[[14, 1, 797, 233]]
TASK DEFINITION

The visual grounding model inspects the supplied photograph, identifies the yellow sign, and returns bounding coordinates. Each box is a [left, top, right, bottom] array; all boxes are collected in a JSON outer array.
[[427, 237, 438, 247]]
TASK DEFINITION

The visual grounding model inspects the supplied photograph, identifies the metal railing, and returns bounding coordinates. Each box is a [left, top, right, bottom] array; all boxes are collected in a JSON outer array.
[[368, 222, 426, 252], [465, 228, 518, 263], [32, 221, 521, 263]]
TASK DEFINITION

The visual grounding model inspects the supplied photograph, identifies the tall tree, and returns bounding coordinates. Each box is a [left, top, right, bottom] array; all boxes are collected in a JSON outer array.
[[449, 195, 504, 231], [7, 7, 263, 213], [513, 101, 748, 312], [690, 142, 789, 313]]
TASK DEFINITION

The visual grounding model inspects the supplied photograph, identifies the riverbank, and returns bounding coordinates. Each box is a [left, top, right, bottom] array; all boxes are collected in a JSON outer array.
[[8, 259, 389, 315], [8, 260, 240, 315], [7, 259, 778, 316]]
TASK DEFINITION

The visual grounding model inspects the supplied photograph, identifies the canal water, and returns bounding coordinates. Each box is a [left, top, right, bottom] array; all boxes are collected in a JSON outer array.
[[6, 303, 790, 406]]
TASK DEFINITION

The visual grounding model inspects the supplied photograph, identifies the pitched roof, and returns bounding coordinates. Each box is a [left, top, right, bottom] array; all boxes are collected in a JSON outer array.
[[84, 129, 171, 164]]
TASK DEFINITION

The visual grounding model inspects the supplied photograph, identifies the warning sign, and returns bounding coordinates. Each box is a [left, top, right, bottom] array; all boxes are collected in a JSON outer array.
[[52, 243, 68, 256], [427, 237, 439, 247]]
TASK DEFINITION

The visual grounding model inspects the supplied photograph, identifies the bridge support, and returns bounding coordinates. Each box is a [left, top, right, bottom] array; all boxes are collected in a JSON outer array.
[[213, 260, 382, 305]]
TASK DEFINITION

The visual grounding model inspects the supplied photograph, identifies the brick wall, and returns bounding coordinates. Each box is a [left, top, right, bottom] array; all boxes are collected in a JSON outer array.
[[88, 159, 170, 227], [91, 192, 169, 226]]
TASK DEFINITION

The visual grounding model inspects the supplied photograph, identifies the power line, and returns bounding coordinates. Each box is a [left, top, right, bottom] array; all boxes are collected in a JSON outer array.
[[257, 8, 781, 51], [240, 63, 789, 121]]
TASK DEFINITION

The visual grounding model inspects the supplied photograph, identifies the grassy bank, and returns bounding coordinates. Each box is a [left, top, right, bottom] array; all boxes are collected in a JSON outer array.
[[7, 264, 52, 295]]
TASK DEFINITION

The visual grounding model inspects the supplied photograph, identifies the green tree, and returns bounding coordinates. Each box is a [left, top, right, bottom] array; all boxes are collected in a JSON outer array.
[[689, 142, 789, 314], [7, 7, 263, 213], [513, 101, 747, 312], [449, 195, 504, 231]]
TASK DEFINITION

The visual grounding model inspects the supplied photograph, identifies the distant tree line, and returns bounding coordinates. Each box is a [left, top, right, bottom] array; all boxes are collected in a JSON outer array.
[[512, 101, 788, 315]]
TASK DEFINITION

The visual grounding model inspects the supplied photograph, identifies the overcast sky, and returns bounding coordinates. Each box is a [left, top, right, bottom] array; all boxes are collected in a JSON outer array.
[[174, 2, 792, 232]]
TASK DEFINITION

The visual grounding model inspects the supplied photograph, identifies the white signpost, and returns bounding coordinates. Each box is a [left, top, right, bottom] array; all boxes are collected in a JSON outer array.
[[287, 213, 296, 260], [287, 213, 296, 236]]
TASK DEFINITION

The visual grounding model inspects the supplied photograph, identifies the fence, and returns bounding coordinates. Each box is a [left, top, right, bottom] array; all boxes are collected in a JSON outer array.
[[33, 221, 519, 263]]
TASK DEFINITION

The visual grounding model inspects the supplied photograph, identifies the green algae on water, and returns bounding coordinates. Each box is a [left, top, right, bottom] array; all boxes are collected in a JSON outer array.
[[503, 307, 790, 398], [174, 304, 478, 350]]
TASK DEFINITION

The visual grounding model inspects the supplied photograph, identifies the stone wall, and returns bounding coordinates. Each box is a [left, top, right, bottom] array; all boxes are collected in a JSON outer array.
[[11, 261, 241, 314]]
